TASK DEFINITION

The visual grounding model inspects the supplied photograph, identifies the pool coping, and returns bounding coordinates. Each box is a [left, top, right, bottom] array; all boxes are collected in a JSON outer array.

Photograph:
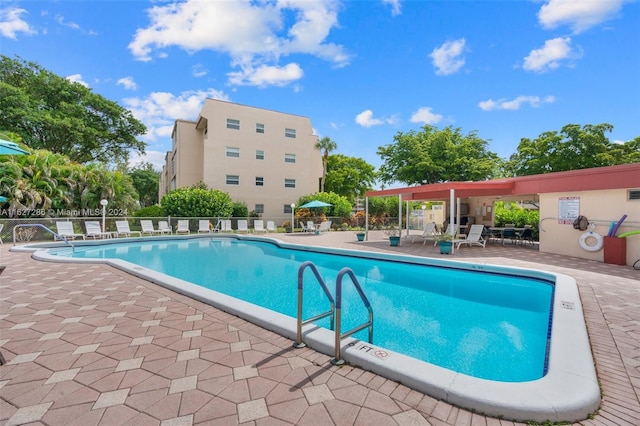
[[17, 234, 601, 422]]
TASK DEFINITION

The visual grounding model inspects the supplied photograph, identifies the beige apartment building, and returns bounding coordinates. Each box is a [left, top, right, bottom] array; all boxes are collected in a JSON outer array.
[[160, 100, 323, 219]]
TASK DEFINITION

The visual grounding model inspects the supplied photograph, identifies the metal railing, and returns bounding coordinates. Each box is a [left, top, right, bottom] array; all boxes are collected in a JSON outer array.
[[12, 223, 74, 250], [294, 261, 335, 348]]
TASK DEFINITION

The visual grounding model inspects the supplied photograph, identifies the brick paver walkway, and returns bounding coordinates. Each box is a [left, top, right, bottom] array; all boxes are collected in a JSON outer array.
[[1, 231, 638, 425]]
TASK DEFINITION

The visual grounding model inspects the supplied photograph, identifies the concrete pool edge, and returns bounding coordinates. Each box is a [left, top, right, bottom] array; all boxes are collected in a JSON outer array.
[[20, 235, 601, 422]]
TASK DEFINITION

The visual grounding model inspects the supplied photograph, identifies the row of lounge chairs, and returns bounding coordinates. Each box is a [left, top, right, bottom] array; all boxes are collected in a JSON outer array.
[[53, 219, 280, 240]]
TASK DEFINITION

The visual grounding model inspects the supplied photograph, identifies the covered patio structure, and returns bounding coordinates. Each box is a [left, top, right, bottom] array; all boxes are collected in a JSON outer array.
[[364, 163, 640, 264]]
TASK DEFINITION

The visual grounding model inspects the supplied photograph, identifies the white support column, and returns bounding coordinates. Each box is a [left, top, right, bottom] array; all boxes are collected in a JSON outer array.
[[449, 189, 456, 254], [405, 200, 410, 238], [365, 196, 369, 241], [398, 194, 402, 246]]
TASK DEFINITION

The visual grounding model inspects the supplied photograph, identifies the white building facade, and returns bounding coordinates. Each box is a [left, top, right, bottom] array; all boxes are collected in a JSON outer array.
[[160, 100, 323, 219]]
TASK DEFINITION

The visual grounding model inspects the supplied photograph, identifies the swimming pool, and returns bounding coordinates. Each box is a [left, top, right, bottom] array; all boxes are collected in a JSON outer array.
[[25, 234, 600, 422]]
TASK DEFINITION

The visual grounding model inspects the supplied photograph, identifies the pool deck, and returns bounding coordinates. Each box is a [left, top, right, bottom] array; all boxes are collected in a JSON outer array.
[[1, 231, 639, 425]]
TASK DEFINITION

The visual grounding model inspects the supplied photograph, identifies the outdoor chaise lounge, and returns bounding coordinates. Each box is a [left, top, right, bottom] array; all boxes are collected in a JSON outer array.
[[253, 220, 266, 234], [266, 221, 276, 233], [236, 220, 249, 233], [317, 221, 332, 233], [176, 220, 190, 235], [140, 220, 164, 236], [198, 220, 211, 233], [158, 221, 172, 235], [115, 220, 142, 238], [453, 224, 486, 249], [55, 221, 85, 240], [411, 222, 437, 244], [84, 221, 112, 239]]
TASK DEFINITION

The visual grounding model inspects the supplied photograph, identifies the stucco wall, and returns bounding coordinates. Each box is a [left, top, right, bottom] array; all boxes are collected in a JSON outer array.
[[539, 189, 640, 266]]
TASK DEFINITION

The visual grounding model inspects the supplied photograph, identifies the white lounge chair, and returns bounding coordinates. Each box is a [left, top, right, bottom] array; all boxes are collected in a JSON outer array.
[[56, 221, 85, 240], [317, 221, 331, 233], [176, 220, 190, 234], [431, 223, 457, 246], [300, 222, 309, 233], [306, 221, 316, 232], [140, 220, 164, 236], [266, 221, 276, 233], [411, 222, 437, 244], [453, 224, 486, 249], [253, 220, 266, 234], [236, 220, 249, 233], [84, 221, 112, 239], [115, 220, 142, 238], [158, 221, 172, 235], [198, 220, 211, 233]]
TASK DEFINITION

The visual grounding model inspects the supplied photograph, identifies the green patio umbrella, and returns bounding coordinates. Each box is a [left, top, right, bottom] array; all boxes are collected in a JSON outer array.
[[0, 139, 30, 155]]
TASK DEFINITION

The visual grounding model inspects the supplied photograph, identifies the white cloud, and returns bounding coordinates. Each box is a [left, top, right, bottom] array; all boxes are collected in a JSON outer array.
[[66, 74, 89, 87], [429, 38, 466, 76], [478, 95, 556, 111], [538, 0, 623, 34], [355, 110, 390, 128], [122, 89, 230, 141], [128, 0, 349, 87], [227, 62, 303, 87], [383, 0, 402, 16], [410, 107, 443, 124], [128, 150, 166, 172], [0, 7, 36, 39], [192, 64, 208, 78], [117, 76, 137, 91], [523, 37, 575, 72]]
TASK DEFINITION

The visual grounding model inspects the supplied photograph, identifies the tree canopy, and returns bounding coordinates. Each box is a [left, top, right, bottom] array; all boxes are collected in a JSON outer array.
[[0, 55, 147, 164], [324, 154, 376, 201], [506, 123, 640, 176], [160, 184, 234, 218], [315, 136, 337, 192], [377, 125, 501, 185], [128, 163, 160, 208]]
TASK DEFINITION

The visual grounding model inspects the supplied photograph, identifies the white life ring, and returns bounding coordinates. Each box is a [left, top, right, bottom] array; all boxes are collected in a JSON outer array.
[[579, 231, 603, 252]]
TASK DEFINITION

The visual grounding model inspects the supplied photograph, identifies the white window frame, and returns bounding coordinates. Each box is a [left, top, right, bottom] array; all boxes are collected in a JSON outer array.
[[256, 123, 264, 133], [285, 128, 296, 138], [284, 153, 296, 163], [255, 204, 264, 214], [255, 177, 264, 186], [226, 118, 240, 130], [226, 175, 240, 185], [284, 178, 296, 188], [256, 150, 264, 160], [226, 147, 240, 158]]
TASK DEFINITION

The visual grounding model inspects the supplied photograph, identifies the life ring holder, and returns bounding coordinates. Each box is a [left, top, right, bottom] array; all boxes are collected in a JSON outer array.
[[579, 223, 604, 252]]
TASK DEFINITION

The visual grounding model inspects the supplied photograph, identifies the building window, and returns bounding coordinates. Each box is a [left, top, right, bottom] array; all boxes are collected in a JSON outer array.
[[226, 118, 240, 130], [256, 123, 264, 133], [284, 178, 296, 188], [285, 128, 296, 138], [226, 175, 239, 185], [284, 153, 296, 163], [284, 204, 293, 214], [255, 177, 264, 186], [226, 147, 240, 158], [256, 150, 264, 160], [255, 204, 264, 214]]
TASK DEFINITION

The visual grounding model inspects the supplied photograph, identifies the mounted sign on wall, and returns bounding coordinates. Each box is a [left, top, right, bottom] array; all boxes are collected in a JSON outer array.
[[558, 196, 580, 224]]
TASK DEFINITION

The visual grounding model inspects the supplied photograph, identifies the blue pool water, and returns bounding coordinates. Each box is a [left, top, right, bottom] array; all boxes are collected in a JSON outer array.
[[53, 238, 553, 382]]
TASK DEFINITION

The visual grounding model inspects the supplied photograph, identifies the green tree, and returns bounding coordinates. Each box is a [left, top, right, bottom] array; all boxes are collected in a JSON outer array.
[[160, 185, 234, 217], [324, 154, 376, 202], [129, 163, 160, 207], [0, 55, 147, 164], [296, 192, 352, 218], [315, 136, 338, 192], [506, 123, 640, 176], [377, 125, 501, 186]]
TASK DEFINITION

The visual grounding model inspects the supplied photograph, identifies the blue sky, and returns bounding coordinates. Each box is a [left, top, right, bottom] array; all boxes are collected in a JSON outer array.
[[1, 0, 638, 179]]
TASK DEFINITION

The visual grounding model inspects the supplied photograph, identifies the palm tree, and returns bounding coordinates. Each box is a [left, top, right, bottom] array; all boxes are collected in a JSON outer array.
[[315, 136, 337, 192]]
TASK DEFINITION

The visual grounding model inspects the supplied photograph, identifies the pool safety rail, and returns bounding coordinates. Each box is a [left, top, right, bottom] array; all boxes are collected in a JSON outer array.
[[294, 261, 374, 365], [12, 223, 75, 251]]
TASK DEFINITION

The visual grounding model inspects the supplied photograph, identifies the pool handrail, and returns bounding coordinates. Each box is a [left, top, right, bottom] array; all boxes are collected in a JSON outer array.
[[332, 267, 374, 365], [294, 261, 335, 348], [13, 223, 75, 251]]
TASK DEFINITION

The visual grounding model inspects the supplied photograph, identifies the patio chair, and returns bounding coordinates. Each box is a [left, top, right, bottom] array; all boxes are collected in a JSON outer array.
[[176, 220, 190, 235], [517, 227, 534, 246], [317, 221, 332, 233], [306, 221, 316, 232], [115, 220, 142, 238], [55, 221, 86, 240], [502, 227, 518, 245], [253, 220, 266, 234], [430, 223, 457, 246], [158, 221, 172, 235], [237, 220, 249, 233], [300, 222, 309, 233], [453, 224, 486, 249], [266, 221, 276, 233], [84, 221, 112, 239], [198, 220, 211, 234], [411, 222, 437, 244], [140, 220, 164, 236]]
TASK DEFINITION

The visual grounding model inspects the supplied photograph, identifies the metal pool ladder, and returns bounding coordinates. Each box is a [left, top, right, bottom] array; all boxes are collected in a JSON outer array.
[[13, 223, 75, 251], [294, 261, 374, 366]]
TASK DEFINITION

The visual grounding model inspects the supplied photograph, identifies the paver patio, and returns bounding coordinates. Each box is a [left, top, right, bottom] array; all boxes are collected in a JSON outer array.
[[1, 231, 638, 425]]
